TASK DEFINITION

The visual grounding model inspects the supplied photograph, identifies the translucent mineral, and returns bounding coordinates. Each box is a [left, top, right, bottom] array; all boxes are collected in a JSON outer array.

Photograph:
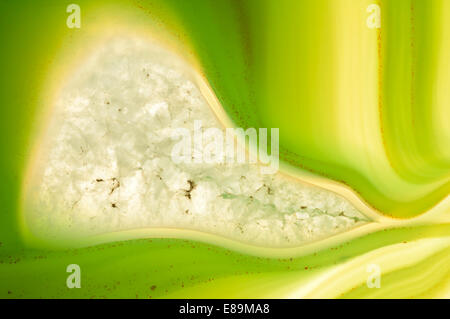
[[25, 36, 369, 247]]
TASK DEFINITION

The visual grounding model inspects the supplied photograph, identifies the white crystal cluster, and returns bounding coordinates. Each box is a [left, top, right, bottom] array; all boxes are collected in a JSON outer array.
[[27, 37, 368, 247]]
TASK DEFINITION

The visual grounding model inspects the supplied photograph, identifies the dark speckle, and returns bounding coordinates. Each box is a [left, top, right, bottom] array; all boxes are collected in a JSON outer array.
[[187, 180, 195, 191], [109, 178, 120, 195], [184, 180, 196, 200]]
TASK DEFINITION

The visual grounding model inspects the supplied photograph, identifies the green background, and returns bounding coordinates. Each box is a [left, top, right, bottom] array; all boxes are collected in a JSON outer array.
[[0, 0, 449, 298]]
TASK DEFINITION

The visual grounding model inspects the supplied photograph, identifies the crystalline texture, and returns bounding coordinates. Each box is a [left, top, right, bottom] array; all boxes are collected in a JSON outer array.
[[25, 37, 368, 247]]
